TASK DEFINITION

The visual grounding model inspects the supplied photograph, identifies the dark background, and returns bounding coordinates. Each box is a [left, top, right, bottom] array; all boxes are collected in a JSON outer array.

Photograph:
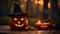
[[0, 0, 60, 29]]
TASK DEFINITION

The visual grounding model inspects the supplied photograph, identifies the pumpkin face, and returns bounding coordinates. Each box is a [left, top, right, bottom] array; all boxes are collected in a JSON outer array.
[[9, 15, 28, 30]]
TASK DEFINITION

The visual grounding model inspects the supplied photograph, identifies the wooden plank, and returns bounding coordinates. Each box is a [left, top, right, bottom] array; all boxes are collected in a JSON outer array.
[[0, 25, 59, 34]]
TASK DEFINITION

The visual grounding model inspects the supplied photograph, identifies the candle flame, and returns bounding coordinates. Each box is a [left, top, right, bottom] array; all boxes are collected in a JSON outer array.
[[36, 20, 41, 24]]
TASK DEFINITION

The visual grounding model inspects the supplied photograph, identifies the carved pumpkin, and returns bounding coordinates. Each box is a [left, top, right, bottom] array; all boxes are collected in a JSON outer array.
[[8, 14, 28, 30]]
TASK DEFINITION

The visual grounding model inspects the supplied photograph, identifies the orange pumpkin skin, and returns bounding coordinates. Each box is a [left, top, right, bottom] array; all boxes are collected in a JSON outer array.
[[8, 14, 28, 30]]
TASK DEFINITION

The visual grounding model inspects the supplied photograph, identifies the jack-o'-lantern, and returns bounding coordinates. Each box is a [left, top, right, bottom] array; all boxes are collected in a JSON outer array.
[[8, 14, 28, 30]]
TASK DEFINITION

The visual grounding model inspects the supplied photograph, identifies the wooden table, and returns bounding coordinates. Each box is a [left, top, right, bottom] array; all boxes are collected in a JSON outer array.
[[0, 25, 60, 34]]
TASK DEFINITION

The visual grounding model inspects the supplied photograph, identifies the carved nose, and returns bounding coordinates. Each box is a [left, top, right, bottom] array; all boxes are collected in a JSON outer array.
[[18, 21, 20, 24]]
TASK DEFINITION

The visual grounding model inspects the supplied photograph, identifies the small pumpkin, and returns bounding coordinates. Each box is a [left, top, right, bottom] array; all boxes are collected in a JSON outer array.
[[8, 14, 28, 30], [35, 20, 51, 30]]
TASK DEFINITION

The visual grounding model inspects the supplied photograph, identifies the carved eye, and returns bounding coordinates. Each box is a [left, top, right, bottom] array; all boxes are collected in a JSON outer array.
[[21, 18, 24, 20], [14, 18, 17, 20]]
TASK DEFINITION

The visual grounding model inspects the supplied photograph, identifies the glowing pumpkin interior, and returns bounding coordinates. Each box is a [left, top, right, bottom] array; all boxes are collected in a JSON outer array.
[[8, 14, 28, 30]]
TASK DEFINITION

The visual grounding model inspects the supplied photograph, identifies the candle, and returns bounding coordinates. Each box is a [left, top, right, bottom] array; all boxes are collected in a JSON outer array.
[[36, 20, 50, 29], [36, 20, 42, 28]]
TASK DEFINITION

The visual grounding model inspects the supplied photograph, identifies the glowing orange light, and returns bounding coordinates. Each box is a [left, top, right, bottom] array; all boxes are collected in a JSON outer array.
[[48, 2, 51, 9], [21, 18, 28, 25], [41, 25, 48, 28], [18, 21, 20, 24], [34, 0, 44, 5], [36, 20, 50, 29], [20, 4, 25, 8], [15, 21, 24, 27], [21, 18, 24, 20], [36, 20, 41, 25], [34, 0, 38, 4], [15, 24, 24, 27], [26, 19, 28, 25], [14, 18, 17, 20], [38, 0, 44, 5]]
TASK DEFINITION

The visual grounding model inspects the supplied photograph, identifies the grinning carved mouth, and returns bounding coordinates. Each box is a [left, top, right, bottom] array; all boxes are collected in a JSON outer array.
[[15, 21, 24, 27], [15, 24, 24, 27]]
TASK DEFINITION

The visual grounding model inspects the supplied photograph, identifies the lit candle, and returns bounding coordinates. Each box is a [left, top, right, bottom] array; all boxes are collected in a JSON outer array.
[[36, 20, 50, 29], [36, 20, 42, 28]]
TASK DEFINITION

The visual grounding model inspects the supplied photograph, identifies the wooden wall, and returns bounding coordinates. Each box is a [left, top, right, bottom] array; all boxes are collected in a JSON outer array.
[[0, 0, 14, 25]]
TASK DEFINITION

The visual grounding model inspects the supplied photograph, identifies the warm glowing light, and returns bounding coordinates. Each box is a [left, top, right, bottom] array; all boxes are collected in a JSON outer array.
[[34, 0, 38, 4], [21, 18, 24, 20], [36, 20, 50, 28], [21, 17, 28, 25], [15, 24, 24, 27], [41, 25, 48, 28], [25, 26, 29, 29], [18, 21, 20, 24], [14, 18, 17, 20], [34, 0, 44, 5], [24, 0, 27, 2], [26, 19, 28, 25], [38, 1, 41, 4], [48, 2, 51, 9], [15, 21, 24, 27], [36, 20, 41, 24], [20, 4, 25, 8], [38, 0, 44, 5]]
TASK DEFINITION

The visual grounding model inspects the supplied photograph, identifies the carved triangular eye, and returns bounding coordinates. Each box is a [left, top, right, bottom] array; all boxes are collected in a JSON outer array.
[[21, 18, 24, 20], [14, 18, 17, 20]]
